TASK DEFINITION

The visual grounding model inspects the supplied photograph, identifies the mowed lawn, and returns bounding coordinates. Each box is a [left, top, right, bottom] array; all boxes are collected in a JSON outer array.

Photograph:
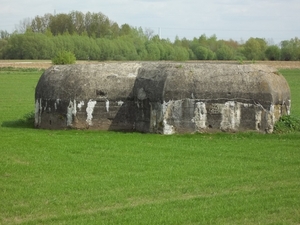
[[0, 68, 300, 224]]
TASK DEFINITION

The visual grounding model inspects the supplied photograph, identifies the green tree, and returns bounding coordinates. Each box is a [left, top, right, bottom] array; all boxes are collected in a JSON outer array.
[[88, 38, 101, 60], [206, 49, 216, 60], [130, 27, 148, 60], [265, 45, 280, 60], [198, 34, 207, 46], [207, 34, 218, 52], [72, 35, 91, 60], [216, 44, 234, 60], [120, 24, 132, 36], [81, 12, 113, 38], [96, 38, 116, 60], [180, 38, 190, 49], [149, 35, 169, 60], [189, 36, 217, 60], [188, 49, 196, 60], [52, 34, 75, 53], [31, 13, 52, 34], [114, 36, 138, 60], [243, 38, 267, 60], [69, 11, 86, 35], [0, 30, 9, 59], [281, 40, 293, 60], [0, 39, 8, 59], [194, 46, 208, 60], [31, 16, 46, 33], [49, 13, 74, 35], [281, 38, 300, 61], [2, 32, 40, 59], [0, 30, 10, 39], [110, 22, 120, 39], [157, 39, 174, 60], [145, 41, 160, 60], [172, 46, 189, 61]]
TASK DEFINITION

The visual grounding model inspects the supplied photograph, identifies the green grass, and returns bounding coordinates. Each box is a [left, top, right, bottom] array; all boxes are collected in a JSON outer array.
[[1, 68, 300, 224], [279, 69, 300, 116]]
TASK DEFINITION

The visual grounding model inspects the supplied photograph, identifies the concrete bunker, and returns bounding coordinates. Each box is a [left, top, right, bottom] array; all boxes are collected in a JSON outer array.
[[35, 62, 291, 134]]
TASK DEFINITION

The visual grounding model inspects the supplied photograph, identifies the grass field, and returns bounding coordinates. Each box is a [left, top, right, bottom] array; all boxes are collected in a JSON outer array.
[[0, 67, 300, 224]]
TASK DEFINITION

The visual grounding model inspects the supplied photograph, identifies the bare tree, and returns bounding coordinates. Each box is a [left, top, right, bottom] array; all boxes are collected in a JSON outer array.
[[0, 30, 10, 39], [144, 28, 154, 40], [16, 17, 32, 33]]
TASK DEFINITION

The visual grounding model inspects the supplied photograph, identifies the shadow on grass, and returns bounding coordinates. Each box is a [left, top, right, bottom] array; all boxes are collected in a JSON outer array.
[[1, 112, 35, 129]]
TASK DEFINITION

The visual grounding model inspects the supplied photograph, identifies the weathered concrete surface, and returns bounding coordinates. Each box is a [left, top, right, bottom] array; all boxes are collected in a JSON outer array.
[[35, 62, 291, 134]]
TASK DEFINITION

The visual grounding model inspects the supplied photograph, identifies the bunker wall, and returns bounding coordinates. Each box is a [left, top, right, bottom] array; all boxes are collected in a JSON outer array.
[[35, 62, 291, 134]]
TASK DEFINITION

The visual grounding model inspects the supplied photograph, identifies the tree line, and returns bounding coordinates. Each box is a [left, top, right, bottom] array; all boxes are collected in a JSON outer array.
[[0, 11, 300, 61]]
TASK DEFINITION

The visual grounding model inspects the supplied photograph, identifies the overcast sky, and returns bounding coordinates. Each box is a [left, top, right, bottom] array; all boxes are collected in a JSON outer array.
[[1, 0, 299, 44]]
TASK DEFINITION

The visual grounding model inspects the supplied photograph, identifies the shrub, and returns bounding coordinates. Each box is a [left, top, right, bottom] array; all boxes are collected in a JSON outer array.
[[216, 45, 234, 60], [274, 115, 300, 133], [52, 50, 76, 65], [194, 46, 208, 60], [265, 45, 281, 61]]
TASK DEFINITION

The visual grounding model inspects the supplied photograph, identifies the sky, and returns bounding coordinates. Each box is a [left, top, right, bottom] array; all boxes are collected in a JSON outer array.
[[1, 0, 299, 44]]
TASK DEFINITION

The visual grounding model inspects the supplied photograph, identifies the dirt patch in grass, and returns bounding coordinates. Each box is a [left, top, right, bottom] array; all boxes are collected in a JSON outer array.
[[0, 60, 52, 69], [0, 60, 299, 69]]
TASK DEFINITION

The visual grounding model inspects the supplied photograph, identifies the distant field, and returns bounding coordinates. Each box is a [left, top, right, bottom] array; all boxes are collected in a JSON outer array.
[[0, 68, 300, 224], [0, 60, 300, 69]]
